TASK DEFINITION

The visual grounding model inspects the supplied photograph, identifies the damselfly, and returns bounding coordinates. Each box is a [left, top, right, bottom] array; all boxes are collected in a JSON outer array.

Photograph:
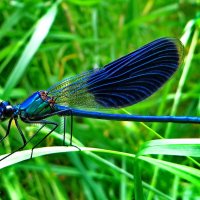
[[0, 38, 199, 160]]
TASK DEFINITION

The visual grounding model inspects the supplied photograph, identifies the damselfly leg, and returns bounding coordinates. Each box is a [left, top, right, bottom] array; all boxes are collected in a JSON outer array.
[[64, 110, 74, 146], [22, 119, 58, 159], [0, 117, 13, 144], [0, 118, 27, 161], [40, 108, 80, 148], [0, 118, 58, 161], [60, 110, 80, 150], [24, 108, 80, 158]]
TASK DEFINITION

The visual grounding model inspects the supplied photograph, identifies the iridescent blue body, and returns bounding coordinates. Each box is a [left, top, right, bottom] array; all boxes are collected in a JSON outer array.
[[18, 91, 56, 118], [0, 37, 199, 161]]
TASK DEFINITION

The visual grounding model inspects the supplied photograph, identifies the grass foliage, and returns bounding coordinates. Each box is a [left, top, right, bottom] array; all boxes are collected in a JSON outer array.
[[0, 0, 199, 199]]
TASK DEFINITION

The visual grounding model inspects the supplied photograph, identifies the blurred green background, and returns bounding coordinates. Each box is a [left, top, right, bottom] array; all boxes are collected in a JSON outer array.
[[0, 0, 199, 199]]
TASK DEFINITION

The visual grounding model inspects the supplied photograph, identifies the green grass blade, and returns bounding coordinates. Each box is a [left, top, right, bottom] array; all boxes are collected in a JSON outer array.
[[2, 3, 58, 99], [0, 9, 24, 40], [141, 157, 200, 186], [137, 139, 200, 157]]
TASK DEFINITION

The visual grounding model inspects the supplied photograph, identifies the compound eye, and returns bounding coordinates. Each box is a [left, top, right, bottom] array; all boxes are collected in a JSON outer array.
[[0, 101, 12, 120], [5, 105, 14, 116]]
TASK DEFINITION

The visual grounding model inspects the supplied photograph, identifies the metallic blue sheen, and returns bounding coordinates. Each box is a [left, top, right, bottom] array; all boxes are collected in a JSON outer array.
[[0, 37, 199, 125], [0, 37, 199, 161]]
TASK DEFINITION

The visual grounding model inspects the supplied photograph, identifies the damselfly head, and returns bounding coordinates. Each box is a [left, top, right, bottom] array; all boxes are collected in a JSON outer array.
[[0, 101, 14, 121]]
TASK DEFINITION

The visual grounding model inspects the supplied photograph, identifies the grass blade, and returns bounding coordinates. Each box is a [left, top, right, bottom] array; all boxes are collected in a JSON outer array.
[[2, 3, 58, 99]]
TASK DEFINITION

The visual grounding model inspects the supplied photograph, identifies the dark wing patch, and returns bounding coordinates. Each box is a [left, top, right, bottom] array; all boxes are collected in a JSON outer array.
[[86, 38, 184, 108], [47, 38, 184, 109]]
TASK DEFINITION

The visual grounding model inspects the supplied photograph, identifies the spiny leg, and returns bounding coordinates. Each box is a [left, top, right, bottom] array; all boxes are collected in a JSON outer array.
[[63, 114, 74, 146], [0, 117, 13, 144], [63, 116, 66, 146], [23, 119, 58, 159], [43, 108, 78, 148], [24, 109, 80, 152], [0, 118, 27, 161], [67, 110, 80, 150], [33, 109, 71, 146], [62, 115, 71, 146], [26, 123, 46, 143], [30, 122, 58, 158], [69, 110, 73, 146]]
